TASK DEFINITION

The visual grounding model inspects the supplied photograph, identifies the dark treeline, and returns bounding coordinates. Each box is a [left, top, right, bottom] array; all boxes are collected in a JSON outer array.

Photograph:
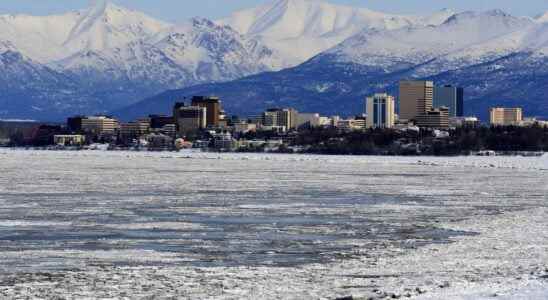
[[292, 125, 548, 156]]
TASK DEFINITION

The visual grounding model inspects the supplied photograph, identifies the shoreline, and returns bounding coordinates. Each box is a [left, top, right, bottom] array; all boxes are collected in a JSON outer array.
[[0, 146, 545, 158]]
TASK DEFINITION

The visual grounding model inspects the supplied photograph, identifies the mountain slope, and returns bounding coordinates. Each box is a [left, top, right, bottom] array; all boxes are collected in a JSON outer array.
[[0, 2, 169, 63], [324, 10, 534, 72], [1, 0, 548, 121], [218, 0, 455, 66], [114, 51, 548, 122], [54, 18, 283, 111], [116, 12, 548, 121], [61, 1, 169, 57], [0, 3, 282, 120], [0, 51, 106, 120]]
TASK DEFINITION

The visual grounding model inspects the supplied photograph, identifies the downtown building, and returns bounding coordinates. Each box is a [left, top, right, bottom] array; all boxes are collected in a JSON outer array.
[[399, 80, 434, 121], [415, 107, 450, 128], [173, 103, 207, 135], [490, 107, 523, 126], [336, 118, 366, 131], [433, 85, 464, 117], [119, 118, 151, 144], [365, 93, 395, 129], [399, 80, 449, 128], [262, 108, 299, 132], [80, 116, 120, 136], [296, 113, 332, 129], [191, 96, 222, 127]]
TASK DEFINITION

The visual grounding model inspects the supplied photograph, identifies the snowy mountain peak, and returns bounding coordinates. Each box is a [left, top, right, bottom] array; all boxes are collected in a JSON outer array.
[[441, 9, 531, 28], [62, 1, 170, 55], [218, 0, 456, 66]]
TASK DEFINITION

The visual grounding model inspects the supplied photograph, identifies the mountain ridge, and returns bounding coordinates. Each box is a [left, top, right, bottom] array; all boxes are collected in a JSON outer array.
[[218, 0, 456, 66], [115, 8, 548, 121], [0, 0, 547, 121]]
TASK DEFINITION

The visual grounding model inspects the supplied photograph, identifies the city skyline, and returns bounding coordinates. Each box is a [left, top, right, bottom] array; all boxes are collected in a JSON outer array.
[[0, 0, 545, 22]]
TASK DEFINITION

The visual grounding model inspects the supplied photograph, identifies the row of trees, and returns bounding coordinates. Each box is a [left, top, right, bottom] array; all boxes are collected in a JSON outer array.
[[292, 125, 548, 156]]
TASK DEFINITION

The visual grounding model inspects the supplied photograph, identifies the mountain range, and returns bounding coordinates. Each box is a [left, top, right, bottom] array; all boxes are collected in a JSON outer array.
[[0, 0, 547, 121]]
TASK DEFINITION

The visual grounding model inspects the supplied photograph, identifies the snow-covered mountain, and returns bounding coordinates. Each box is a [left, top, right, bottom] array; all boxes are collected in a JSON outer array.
[[218, 0, 455, 66], [0, 1, 169, 63], [320, 10, 537, 74], [58, 17, 282, 89], [0, 1, 283, 119], [1, 0, 548, 121], [117, 8, 548, 121]]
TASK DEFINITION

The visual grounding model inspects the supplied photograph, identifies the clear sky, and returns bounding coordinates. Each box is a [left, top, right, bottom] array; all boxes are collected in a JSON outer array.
[[0, 0, 545, 22]]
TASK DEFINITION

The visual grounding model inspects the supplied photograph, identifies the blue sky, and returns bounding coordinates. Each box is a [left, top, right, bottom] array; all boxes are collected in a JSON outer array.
[[0, 0, 545, 22]]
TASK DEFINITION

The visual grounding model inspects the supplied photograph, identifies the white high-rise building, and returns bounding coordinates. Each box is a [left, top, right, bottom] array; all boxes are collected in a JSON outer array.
[[365, 93, 395, 129]]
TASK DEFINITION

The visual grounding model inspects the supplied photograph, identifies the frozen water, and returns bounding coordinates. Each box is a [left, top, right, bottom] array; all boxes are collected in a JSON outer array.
[[0, 149, 546, 299]]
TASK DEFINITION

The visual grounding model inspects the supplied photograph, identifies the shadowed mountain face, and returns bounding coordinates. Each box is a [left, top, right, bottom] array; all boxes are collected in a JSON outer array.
[[115, 10, 548, 121], [0, 3, 282, 120], [114, 51, 548, 121]]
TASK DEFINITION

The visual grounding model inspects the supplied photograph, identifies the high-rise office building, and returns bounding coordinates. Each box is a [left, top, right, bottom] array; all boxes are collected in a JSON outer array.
[[174, 105, 206, 135], [365, 93, 395, 129], [191, 96, 221, 127], [490, 107, 523, 126], [434, 85, 464, 117], [399, 81, 434, 121]]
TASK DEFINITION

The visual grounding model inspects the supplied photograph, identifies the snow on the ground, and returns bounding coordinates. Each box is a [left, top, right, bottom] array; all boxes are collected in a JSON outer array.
[[0, 150, 546, 299]]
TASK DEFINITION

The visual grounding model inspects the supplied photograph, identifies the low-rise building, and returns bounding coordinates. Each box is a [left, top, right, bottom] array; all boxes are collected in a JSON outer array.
[[233, 122, 257, 134], [212, 132, 237, 151], [262, 108, 298, 131], [337, 119, 366, 131], [297, 113, 321, 129], [151, 124, 177, 138], [449, 117, 480, 128], [53, 135, 86, 146], [415, 107, 450, 128], [119, 119, 150, 144], [519, 118, 548, 127], [146, 133, 173, 151], [81, 116, 120, 136], [259, 125, 287, 133]]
